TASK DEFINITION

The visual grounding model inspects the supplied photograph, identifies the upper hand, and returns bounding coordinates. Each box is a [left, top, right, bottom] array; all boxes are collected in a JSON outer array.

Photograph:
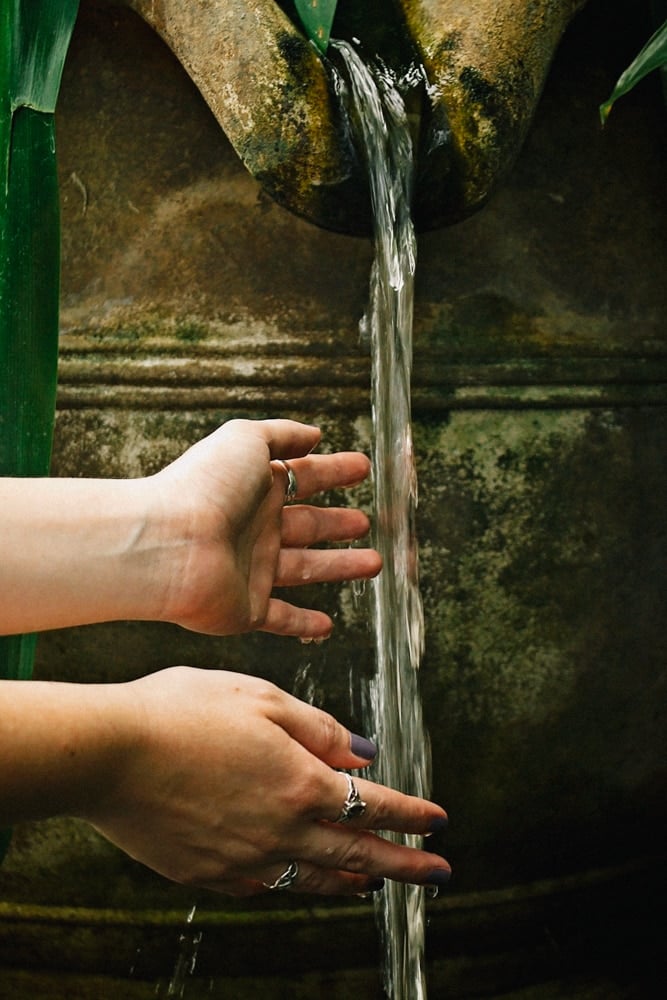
[[151, 419, 382, 638]]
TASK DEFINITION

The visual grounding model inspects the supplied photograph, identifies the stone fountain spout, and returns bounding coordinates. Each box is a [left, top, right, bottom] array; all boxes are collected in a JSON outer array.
[[120, 0, 589, 233], [403, 0, 590, 230]]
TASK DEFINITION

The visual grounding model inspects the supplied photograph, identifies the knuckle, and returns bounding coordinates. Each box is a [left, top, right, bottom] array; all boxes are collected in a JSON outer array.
[[282, 763, 324, 816], [303, 506, 322, 540], [248, 606, 268, 630], [314, 708, 341, 755], [334, 834, 373, 874], [292, 866, 323, 893], [251, 677, 282, 706]]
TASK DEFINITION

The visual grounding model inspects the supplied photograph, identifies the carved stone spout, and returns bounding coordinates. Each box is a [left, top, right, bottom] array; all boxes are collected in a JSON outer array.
[[120, 0, 589, 233], [122, 0, 365, 232], [401, 0, 589, 228]]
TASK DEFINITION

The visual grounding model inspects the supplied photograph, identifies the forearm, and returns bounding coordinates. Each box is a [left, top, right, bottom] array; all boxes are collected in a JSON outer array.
[[0, 476, 173, 634], [0, 679, 135, 826]]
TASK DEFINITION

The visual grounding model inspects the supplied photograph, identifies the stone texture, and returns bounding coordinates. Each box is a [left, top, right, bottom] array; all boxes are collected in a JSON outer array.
[[0, 0, 665, 993], [106, 0, 591, 231]]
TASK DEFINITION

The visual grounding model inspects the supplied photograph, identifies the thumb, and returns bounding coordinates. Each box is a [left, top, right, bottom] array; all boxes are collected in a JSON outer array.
[[273, 694, 377, 770]]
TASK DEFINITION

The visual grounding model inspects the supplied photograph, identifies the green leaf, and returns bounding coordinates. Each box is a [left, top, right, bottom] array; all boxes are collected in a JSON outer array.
[[0, 2, 79, 861], [294, 0, 338, 54], [8, 1, 81, 113], [600, 17, 667, 123]]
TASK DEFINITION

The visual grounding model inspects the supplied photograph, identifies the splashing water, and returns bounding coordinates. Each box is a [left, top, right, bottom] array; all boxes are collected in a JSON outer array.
[[332, 41, 431, 1000], [161, 904, 203, 998]]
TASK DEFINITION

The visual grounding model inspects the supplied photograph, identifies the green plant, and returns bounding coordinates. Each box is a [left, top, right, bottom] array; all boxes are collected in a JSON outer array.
[[294, 0, 339, 54], [0, 0, 79, 856], [600, 17, 667, 122]]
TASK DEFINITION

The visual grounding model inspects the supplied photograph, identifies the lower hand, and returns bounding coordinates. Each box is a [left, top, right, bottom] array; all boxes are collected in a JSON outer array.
[[83, 667, 451, 897]]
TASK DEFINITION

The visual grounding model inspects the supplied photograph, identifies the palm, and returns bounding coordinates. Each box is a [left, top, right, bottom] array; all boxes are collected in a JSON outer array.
[[154, 419, 381, 638]]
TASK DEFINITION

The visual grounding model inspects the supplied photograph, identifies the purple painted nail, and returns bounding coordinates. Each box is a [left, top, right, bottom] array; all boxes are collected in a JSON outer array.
[[423, 868, 451, 888], [429, 814, 448, 834], [350, 733, 377, 761]]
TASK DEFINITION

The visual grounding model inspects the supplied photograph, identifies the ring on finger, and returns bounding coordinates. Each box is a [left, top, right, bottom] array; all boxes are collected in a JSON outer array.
[[262, 860, 299, 891], [276, 460, 298, 504], [335, 773, 367, 823]]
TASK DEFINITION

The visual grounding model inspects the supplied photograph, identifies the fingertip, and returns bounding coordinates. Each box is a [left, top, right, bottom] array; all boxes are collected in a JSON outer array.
[[421, 866, 452, 888], [368, 550, 383, 577], [296, 618, 334, 644], [428, 813, 448, 834], [350, 732, 378, 762]]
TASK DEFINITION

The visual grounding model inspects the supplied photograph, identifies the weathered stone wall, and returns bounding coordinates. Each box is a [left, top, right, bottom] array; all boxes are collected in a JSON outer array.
[[1, 0, 665, 994]]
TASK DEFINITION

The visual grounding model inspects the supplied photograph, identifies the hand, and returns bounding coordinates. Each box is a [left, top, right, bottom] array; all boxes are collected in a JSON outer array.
[[0, 418, 379, 637], [151, 418, 382, 638], [83, 667, 451, 897]]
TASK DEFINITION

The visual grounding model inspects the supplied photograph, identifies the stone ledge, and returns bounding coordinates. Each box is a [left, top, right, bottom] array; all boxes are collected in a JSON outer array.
[[55, 332, 667, 411]]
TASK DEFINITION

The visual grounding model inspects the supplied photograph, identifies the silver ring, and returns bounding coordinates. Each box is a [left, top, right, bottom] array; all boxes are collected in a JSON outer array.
[[335, 773, 367, 823], [277, 460, 298, 504], [262, 860, 299, 891]]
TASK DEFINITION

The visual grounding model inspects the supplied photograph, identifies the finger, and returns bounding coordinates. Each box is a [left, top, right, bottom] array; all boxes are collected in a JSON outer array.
[[275, 546, 382, 587], [274, 452, 371, 501], [281, 506, 372, 547], [348, 775, 449, 837], [258, 598, 334, 639], [265, 689, 380, 770], [311, 769, 448, 838], [255, 418, 322, 460], [297, 825, 452, 889]]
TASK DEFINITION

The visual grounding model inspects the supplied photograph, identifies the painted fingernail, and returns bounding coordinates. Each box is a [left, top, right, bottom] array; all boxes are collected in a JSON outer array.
[[423, 868, 451, 888], [350, 733, 378, 761], [428, 814, 448, 834]]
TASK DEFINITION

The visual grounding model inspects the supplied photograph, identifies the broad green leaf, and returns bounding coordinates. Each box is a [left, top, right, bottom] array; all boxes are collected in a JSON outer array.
[[9, 1, 81, 113], [294, 0, 338, 54], [600, 17, 667, 123], [1, 1, 79, 858]]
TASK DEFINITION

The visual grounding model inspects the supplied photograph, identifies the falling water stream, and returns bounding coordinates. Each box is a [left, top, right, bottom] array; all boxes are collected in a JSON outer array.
[[157, 39, 431, 1000], [332, 41, 432, 1000]]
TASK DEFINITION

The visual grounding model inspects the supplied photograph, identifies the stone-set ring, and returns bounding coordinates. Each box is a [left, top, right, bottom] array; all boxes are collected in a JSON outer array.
[[262, 859, 299, 891], [276, 460, 298, 504], [335, 773, 367, 823]]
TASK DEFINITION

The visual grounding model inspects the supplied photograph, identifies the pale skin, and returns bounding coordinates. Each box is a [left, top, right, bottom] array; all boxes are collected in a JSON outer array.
[[0, 418, 451, 896]]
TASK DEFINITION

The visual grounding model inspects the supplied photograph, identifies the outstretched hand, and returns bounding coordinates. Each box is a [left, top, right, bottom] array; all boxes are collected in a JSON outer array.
[[82, 667, 450, 897], [0, 419, 379, 638], [152, 419, 382, 638]]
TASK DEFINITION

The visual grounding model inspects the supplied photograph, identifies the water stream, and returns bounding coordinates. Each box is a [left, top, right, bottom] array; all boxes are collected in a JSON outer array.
[[156, 39, 430, 1000], [332, 40, 432, 1000]]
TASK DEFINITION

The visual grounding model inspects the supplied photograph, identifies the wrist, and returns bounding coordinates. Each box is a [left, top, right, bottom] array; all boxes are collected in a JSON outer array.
[[0, 680, 139, 826], [0, 475, 175, 633]]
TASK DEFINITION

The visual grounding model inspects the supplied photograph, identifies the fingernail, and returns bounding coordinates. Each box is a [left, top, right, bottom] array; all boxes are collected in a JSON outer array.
[[428, 814, 448, 835], [423, 868, 451, 888], [350, 733, 377, 761]]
